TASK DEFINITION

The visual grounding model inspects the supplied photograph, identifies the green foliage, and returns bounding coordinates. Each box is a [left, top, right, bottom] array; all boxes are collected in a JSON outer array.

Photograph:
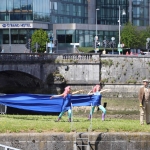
[[111, 79, 116, 83], [78, 47, 118, 53], [146, 61, 150, 66], [31, 29, 49, 53], [78, 47, 94, 53], [121, 23, 150, 49], [101, 59, 114, 67], [126, 79, 137, 84], [0, 113, 149, 133], [116, 62, 120, 67], [139, 26, 150, 49], [0, 98, 146, 133], [101, 78, 108, 83], [121, 22, 140, 49], [46, 71, 66, 84], [130, 62, 133, 65]]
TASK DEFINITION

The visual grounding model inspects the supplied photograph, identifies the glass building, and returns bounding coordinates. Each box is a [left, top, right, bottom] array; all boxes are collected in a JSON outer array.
[[132, 0, 149, 26], [97, 0, 129, 25], [0, 0, 149, 52]]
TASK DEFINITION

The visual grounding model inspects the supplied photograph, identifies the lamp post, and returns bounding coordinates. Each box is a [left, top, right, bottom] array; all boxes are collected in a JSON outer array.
[[9, 11, 11, 53], [118, 6, 126, 55], [95, 8, 99, 53], [111, 37, 115, 54], [48, 33, 53, 53], [146, 38, 150, 52]]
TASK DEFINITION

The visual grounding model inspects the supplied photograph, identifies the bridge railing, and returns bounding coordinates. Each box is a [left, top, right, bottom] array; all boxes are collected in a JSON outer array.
[[0, 53, 100, 63]]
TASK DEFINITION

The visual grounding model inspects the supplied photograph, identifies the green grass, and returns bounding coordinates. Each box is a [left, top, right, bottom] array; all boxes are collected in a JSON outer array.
[[0, 98, 143, 133], [78, 47, 94, 53], [0, 114, 148, 133], [102, 98, 139, 111], [77, 47, 120, 53]]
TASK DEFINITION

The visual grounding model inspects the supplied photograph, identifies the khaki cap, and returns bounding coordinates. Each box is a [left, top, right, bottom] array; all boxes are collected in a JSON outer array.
[[143, 79, 149, 82]]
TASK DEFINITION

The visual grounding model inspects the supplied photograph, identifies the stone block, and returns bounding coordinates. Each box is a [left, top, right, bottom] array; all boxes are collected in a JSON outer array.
[[111, 141, 127, 150]]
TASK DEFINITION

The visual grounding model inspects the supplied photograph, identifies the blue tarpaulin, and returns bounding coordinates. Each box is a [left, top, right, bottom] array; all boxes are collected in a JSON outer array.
[[0, 94, 101, 112]]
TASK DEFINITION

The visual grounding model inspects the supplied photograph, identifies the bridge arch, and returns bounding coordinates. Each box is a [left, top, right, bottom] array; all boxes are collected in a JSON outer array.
[[0, 63, 44, 80], [0, 70, 43, 93]]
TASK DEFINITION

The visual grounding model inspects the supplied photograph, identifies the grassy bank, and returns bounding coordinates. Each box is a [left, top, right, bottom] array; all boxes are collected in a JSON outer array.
[[0, 98, 142, 133], [0, 114, 146, 133]]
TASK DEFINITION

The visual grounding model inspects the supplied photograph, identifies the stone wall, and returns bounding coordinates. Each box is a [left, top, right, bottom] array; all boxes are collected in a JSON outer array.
[[53, 55, 150, 97], [0, 54, 150, 96], [0, 132, 150, 150], [101, 55, 150, 84]]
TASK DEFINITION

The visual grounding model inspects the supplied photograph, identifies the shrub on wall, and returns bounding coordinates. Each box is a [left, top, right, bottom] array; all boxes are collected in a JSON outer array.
[[101, 59, 113, 67], [126, 79, 137, 84], [101, 78, 108, 83], [46, 71, 66, 84]]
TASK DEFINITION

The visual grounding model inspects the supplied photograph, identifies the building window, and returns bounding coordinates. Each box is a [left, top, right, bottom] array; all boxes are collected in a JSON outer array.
[[97, 0, 128, 25], [3, 30, 9, 44], [57, 35, 66, 43]]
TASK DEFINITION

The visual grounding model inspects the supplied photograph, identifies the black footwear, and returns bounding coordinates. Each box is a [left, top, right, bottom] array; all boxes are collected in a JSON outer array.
[[68, 118, 71, 122], [147, 122, 150, 125]]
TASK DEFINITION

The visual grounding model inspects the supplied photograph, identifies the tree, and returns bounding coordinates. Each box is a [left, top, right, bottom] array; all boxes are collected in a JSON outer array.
[[31, 29, 49, 53], [121, 22, 141, 49], [138, 26, 150, 49]]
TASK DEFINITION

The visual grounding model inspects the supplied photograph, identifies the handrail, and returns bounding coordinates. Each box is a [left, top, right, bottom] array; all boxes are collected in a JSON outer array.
[[0, 144, 21, 150]]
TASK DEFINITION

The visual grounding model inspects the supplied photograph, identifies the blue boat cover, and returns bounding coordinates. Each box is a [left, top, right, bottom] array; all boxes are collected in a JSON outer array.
[[0, 93, 101, 112]]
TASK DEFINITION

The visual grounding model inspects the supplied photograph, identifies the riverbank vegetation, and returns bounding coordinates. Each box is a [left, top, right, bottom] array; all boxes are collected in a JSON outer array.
[[0, 114, 148, 133], [0, 98, 143, 133]]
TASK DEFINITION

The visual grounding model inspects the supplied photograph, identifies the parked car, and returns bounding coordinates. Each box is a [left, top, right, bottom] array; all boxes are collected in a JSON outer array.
[[143, 52, 150, 55]]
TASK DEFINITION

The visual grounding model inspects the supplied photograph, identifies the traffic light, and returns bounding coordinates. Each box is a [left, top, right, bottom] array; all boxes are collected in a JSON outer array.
[[96, 41, 100, 48]]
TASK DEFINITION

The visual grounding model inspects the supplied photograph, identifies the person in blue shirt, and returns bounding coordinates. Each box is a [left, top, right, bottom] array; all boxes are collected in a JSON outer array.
[[88, 85, 109, 121], [50, 86, 83, 122]]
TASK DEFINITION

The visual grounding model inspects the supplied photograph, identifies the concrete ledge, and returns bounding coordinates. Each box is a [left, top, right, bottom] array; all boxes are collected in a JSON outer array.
[[0, 132, 150, 150]]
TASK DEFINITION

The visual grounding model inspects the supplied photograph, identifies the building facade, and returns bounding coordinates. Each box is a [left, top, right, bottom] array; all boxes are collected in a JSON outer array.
[[0, 0, 149, 53]]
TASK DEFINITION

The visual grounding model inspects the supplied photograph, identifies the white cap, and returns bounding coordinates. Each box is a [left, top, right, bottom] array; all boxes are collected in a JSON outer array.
[[143, 79, 149, 82]]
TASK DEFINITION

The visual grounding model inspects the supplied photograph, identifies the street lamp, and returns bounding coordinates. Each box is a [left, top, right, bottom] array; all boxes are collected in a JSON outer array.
[[118, 6, 126, 55], [111, 37, 115, 54], [95, 8, 99, 53], [9, 11, 11, 53], [48, 33, 53, 53], [146, 38, 150, 52]]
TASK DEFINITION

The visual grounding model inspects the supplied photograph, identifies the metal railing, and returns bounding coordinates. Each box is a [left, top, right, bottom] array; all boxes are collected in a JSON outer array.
[[0, 144, 21, 150], [73, 103, 93, 150]]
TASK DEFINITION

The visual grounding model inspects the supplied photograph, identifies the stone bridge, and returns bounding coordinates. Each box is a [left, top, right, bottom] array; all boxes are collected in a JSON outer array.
[[0, 53, 100, 94], [0, 53, 99, 82], [1, 53, 150, 97]]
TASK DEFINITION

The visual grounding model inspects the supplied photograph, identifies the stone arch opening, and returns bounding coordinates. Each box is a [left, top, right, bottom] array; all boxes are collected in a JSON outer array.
[[0, 70, 43, 94]]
